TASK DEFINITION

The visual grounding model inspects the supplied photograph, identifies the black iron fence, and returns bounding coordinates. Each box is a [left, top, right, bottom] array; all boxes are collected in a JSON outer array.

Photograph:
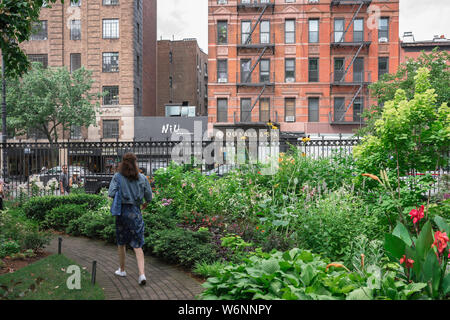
[[0, 138, 447, 199]]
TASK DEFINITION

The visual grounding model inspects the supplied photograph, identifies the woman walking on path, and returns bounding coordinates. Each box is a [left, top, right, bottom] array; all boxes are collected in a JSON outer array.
[[108, 153, 152, 285]]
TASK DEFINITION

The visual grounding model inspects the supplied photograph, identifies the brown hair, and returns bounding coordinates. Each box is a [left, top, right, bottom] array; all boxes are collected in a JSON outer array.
[[119, 153, 139, 181]]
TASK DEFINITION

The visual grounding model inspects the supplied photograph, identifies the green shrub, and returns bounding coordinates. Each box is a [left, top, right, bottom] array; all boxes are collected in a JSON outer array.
[[43, 204, 89, 230], [294, 188, 388, 265], [145, 227, 217, 268], [66, 206, 114, 240], [21, 230, 51, 251], [193, 261, 228, 278], [0, 239, 21, 258], [22, 194, 106, 222]]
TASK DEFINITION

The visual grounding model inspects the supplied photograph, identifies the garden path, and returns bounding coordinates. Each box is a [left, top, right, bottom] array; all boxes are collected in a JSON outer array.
[[46, 235, 204, 300]]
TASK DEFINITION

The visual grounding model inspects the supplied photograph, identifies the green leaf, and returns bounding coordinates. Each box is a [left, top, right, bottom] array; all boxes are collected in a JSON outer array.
[[416, 221, 434, 262], [384, 234, 406, 260], [393, 222, 413, 247], [442, 273, 450, 295], [434, 216, 450, 235], [346, 288, 373, 300], [300, 265, 315, 287]]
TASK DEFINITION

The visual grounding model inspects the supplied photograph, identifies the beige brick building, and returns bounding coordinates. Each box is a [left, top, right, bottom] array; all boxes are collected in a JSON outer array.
[[9, 0, 157, 142]]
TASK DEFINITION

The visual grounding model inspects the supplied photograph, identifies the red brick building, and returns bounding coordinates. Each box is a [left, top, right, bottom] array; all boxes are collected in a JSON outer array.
[[401, 33, 450, 63], [207, 0, 400, 137], [157, 39, 208, 117], [6, 0, 157, 141]]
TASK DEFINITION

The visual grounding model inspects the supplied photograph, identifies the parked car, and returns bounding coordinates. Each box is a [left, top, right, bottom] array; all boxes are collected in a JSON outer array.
[[37, 166, 93, 185], [204, 164, 237, 177]]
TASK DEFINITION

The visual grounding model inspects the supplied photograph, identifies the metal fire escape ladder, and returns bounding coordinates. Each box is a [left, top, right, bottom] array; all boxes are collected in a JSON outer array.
[[244, 46, 268, 83], [339, 2, 365, 43], [337, 85, 363, 122], [249, 85, 267, 113], [244, 5, 269, 45], [339, 43, 364, 82]]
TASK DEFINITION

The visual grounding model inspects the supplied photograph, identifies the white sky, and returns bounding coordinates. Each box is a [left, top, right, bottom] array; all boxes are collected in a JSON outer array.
[[157, 0, 450, 53]]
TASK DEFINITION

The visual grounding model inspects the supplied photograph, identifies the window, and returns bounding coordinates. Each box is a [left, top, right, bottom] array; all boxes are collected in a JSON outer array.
[[70, 53, 81, 73], [334, 19, 344, 43], [285, 58, 295, 82], [103, 19, 120, 39], [378, 17, 389, 41], [285, 98, 296, 122], [103, 86, 119, 105], [241, 59, 252, 83], [70, 0, 81, 6], [27, 128, 47, 140], [308, 98, 319, 122], [31, 21, 48, 40], [260, 98, 270, 123], [260, 20, 270, 44], [102, 52, 119, 72], [217, 59, 228, 82], [169, 51, 173, 63], [308, 58, 319, 82], [241, 21, 252, 44], [217, 21, 228, 44], [217, 0, 227, 4], [103, 0, 119, 5], [240, 98, 252, 122], [259, 59, 270, 83], [353, 57, 364, 82], [217, 99, 228, 122], [334, 97, 345, 122], [135, 87, 140, 110], [309, 19, 319, 43], [285, 19, 295, 44], [169, 76, 173, 88], [378, 57, 389, 78], [353, 97, 363, 122], [165, 106, 196, 117], [354, 18, 364, 42], [136, 55, 140, 75], [70, 20, 81, 40], [334, 58, 344, 82], [136, 23, 140, 42], [103, 120, 119, 139], [70, 125, 82, 140], [28, 54, 48, 68]]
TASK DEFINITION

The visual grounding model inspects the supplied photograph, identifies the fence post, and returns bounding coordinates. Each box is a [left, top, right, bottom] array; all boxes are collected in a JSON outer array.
[[58, 237, 62, 254], [91, 261, 97, 285]]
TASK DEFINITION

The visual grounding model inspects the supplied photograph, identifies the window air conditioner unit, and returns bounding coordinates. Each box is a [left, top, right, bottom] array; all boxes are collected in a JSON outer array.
[[285, 116, 295, 122], [286, 78, 295, 83], [379, 37, 388, 43], [218, 78, 227, 83]]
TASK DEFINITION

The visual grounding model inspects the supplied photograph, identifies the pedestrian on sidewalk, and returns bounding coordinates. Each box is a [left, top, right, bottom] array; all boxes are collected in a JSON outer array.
[[108, 152, 152, 286], [59, 165, 71, 195]]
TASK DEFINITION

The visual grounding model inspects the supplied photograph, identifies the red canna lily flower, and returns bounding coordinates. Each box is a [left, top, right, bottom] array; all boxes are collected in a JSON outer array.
[[400, 255, 414, 269], [432, 231, 449, 254], [409, 205, 425, 224]]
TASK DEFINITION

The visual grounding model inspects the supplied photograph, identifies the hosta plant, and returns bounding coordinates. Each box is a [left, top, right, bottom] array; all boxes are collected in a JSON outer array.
[[198, 248, 427, 300]]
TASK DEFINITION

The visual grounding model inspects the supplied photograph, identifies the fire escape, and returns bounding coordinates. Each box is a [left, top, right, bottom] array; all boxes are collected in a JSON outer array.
[[329, 0, 372, 125], [235, 0, 276, 124]]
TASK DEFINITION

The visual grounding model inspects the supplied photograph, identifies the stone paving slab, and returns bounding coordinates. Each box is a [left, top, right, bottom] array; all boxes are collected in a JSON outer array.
[[46, 235, 205, 300]]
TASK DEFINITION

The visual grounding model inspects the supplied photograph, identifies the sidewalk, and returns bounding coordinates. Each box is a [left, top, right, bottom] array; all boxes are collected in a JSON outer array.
[[46, 235, 204, 300]]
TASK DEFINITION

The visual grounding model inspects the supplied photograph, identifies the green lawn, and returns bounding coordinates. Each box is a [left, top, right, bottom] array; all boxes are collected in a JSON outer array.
[[0, 254, 105, 300]]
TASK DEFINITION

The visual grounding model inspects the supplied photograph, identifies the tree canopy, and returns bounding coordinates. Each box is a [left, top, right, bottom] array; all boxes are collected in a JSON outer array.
[[360, 49, 450, 136], [0, 0, 61, 77], [5, 63, 101, 144], [354, 68, 450, 176]]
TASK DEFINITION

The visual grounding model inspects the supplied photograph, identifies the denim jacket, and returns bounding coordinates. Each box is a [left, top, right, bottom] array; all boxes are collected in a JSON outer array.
[[108, 173, 152, 206]]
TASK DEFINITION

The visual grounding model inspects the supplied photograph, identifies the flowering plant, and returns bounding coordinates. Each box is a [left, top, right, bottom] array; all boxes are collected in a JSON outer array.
[[384, 213, 449, 299]]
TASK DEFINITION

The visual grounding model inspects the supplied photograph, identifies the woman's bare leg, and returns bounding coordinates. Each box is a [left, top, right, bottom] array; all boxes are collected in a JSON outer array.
[[118, 245, 126, 272], [133, 248, 145, 276]]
